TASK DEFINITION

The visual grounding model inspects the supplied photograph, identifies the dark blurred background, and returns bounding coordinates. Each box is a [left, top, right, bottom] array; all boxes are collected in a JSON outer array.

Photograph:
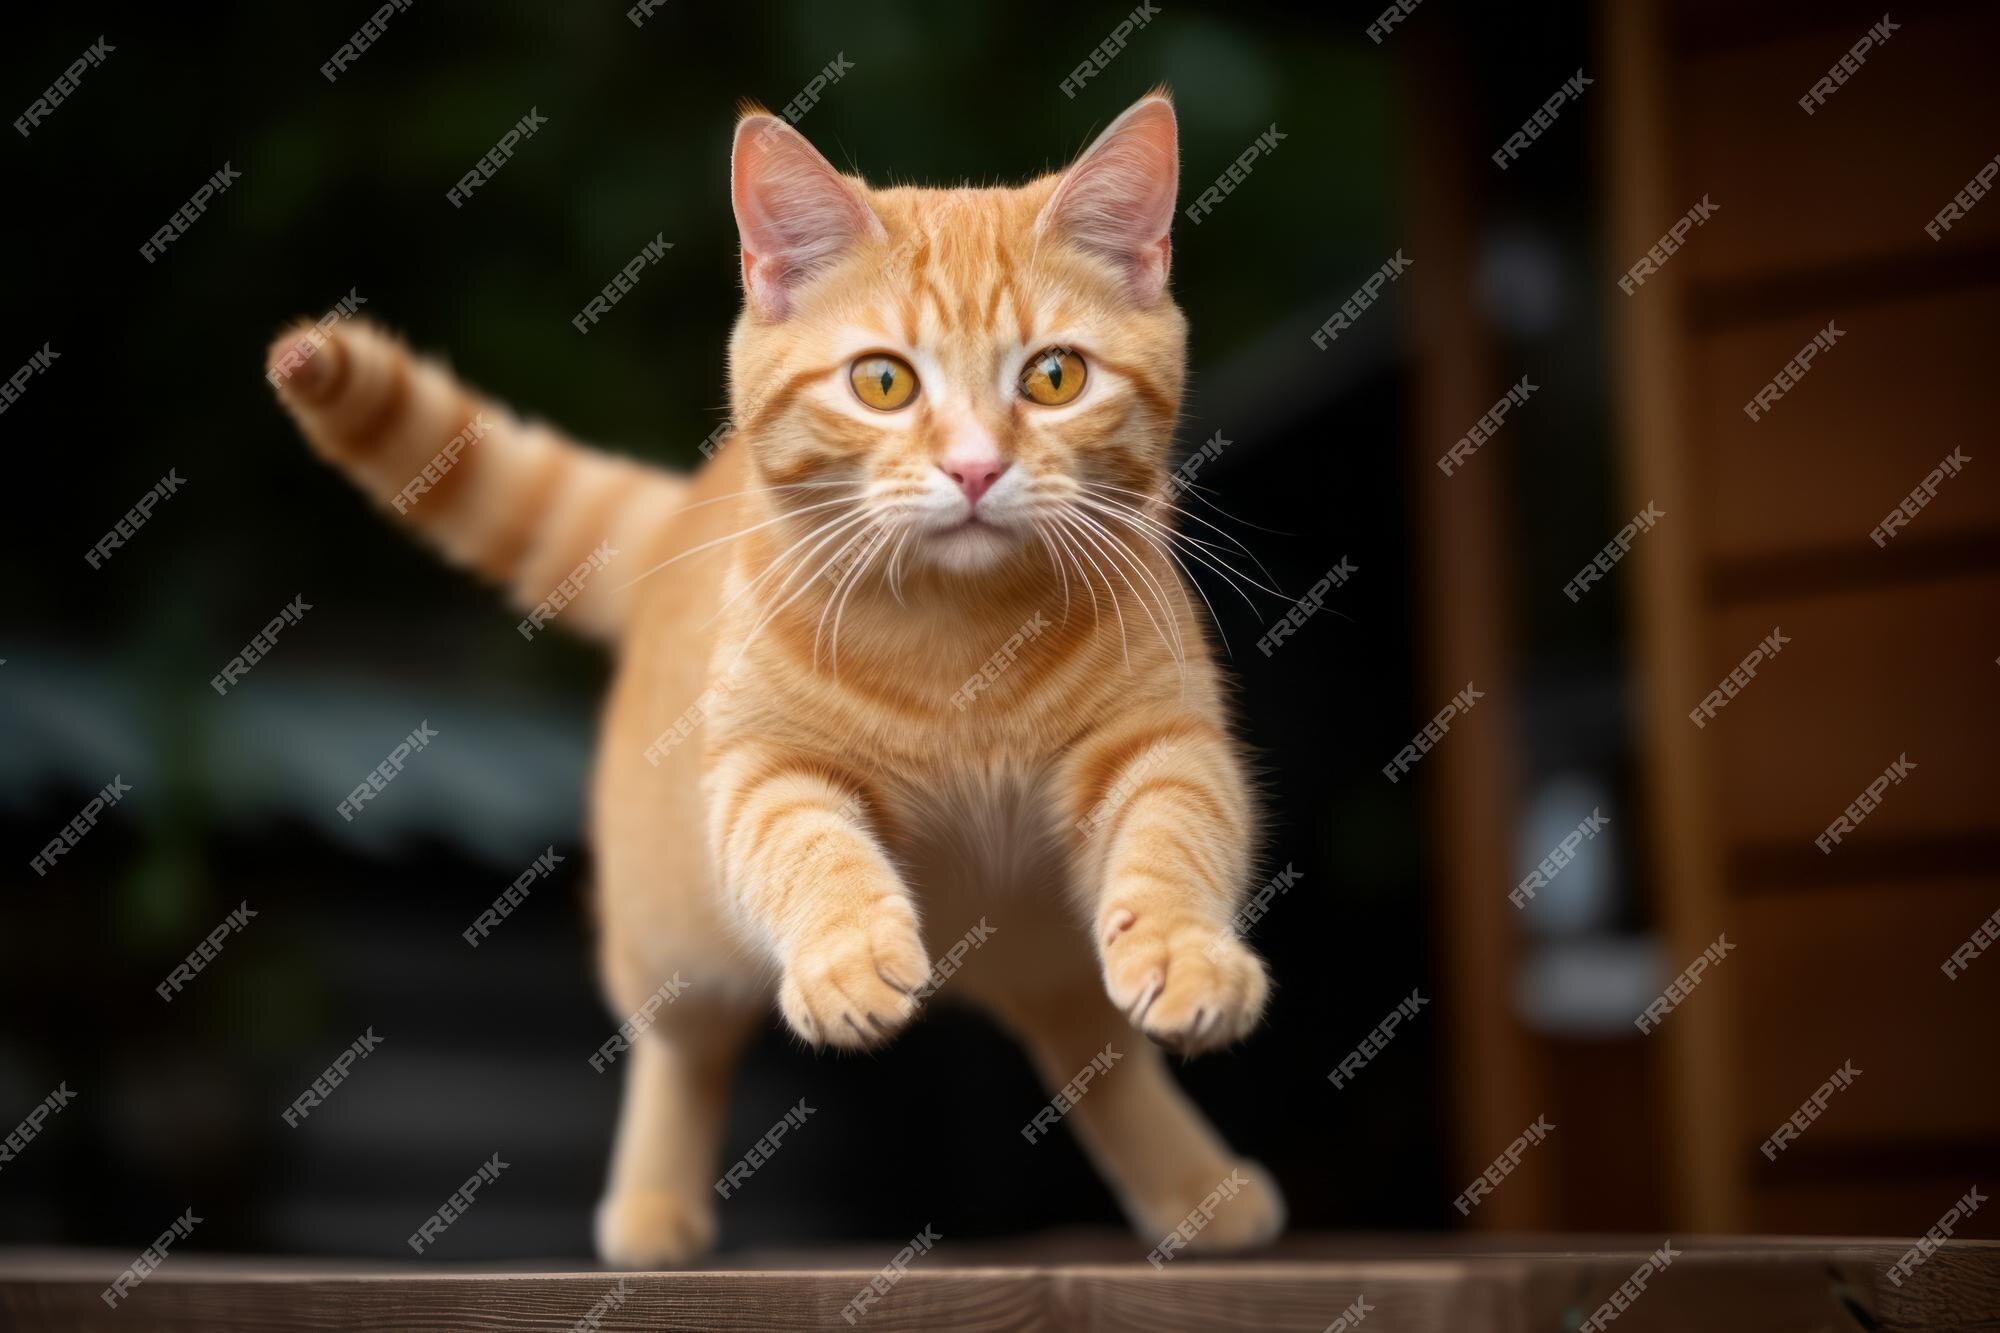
[[3, 0, 1995, 1259]]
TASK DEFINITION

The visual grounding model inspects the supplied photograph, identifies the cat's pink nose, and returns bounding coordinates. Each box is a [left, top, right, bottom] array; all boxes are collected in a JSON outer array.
[[942, 458, 1006, 506]]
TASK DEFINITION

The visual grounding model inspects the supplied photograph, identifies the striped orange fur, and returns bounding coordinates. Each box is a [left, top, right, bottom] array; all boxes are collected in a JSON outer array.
[[266, 91, 1284, 1264]]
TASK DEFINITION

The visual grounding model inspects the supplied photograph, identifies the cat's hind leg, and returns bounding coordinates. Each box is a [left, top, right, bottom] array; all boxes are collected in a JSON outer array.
[[593, 989, 757, 1267], [987, 979, 1286, 1256]]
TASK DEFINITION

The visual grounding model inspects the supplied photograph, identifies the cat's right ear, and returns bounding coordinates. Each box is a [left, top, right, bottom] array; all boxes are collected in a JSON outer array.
[[731, 111, 886, 320]]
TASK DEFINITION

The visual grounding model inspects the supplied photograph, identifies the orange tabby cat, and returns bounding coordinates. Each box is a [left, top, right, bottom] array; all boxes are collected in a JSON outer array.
[[266, 91, 1284, 1264]]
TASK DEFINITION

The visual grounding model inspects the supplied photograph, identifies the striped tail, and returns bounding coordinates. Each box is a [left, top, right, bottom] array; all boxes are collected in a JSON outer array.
[[265, 318, 688, 644]]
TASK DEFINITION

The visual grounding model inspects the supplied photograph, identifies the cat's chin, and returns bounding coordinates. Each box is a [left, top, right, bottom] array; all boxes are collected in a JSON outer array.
[[920, 520, 1021, 575]]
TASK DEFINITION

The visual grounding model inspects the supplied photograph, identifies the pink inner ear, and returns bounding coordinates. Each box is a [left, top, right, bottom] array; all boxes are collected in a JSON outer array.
[[731, 116, 885, 319], [1038, 97, 1180, 301]]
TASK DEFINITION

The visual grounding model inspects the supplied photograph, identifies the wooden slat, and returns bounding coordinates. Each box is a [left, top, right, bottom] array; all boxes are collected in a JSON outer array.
[[1403, 32, 1548, 1230], [1678, 6, 2000, 285], [1606, 0, 1747, 1231], [1731, 879, 2000, 1147], [1691, 289, 2000, 564], [1704, 575, 2000, 852]]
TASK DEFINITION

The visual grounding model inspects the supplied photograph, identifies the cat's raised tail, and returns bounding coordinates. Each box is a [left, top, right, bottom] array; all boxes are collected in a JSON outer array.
[[265, 319, 688, 644]]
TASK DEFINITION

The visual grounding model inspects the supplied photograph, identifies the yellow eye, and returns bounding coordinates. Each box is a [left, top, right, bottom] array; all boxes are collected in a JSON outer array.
[[850, 354, 919, 411], [1020, 347, 1086, 406]]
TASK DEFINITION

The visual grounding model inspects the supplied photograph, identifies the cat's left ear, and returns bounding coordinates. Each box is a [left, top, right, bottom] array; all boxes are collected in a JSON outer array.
[[1037, 92, 1179, 302], [731, 111, 888, 320]]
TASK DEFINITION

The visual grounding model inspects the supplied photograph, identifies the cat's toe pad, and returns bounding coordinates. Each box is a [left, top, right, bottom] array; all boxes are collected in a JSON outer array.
[[1098, 904, 1268, 1054], [777, 899, 928, 1051]]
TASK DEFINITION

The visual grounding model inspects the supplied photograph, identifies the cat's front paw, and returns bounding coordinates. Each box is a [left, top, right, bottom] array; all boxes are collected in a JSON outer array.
[[1098, 901, 1269, 1054], [777, 897, 929, 1051]]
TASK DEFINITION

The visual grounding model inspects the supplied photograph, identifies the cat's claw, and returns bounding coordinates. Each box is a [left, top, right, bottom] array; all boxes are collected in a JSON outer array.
[[1098, 903, 1269, 1054], [777, 899, 929, 1052]]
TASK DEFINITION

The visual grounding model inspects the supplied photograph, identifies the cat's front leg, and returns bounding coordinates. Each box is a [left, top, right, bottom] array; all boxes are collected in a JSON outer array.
[[1064, 715, 1270, 1055], [710, 749, 928, 1050]]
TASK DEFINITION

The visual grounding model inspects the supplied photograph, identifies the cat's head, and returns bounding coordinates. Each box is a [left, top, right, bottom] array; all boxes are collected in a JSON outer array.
[[726, 92, 1185, 579]]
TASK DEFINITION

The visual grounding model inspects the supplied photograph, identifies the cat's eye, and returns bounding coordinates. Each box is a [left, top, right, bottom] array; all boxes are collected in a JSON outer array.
[[850, 354, 919, 411], [1020, 347, 1087, 406]]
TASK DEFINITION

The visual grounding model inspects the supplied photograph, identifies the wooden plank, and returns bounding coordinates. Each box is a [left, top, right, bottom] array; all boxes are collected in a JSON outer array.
[[1704, 574, 2000, 852], [1605, 0, 1747, 1231], [1690, 288, 2000, 564], [1678, 6, 2000, 285], [4, 1240, 1996, 1331]]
